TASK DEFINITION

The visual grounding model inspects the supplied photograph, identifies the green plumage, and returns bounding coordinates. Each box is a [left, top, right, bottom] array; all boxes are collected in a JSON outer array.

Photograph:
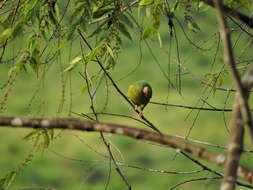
[[128, 80, 152, 111]]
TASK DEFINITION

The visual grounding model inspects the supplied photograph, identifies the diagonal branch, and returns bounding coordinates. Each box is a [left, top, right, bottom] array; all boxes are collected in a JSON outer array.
[[203, 0, 253, 28], [1, 116, 253, 184], [77, 29, 162, 135], [79, 40, 131, 190]]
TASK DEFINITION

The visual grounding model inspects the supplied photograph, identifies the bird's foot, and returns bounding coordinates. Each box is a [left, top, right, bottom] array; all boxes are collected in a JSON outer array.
[[134, 105, 138, 111], [138, 111, 143, 118]]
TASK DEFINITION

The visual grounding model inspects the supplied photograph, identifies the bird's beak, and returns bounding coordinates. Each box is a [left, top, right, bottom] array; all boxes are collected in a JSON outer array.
[[143, 87, 149, 97]]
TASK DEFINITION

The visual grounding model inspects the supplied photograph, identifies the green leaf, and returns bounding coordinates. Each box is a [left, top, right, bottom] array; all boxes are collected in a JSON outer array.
[[172, 1, 180, 12], [0, 28, 13, 43], [80, 72, 101, 93], [118, 13, 133, 28], [55, 40, 67, 52], [93, 7, 113, 18], [43, 130, 50, 149], [13, 21, 23, 38], [86, 48, 98, 63], [142, 26, 152, 40], [71, 2, 86, 18], [157, 32, 162, 48], [89, 27, 103, 38], [26, 0, 38, 11], [139, 0, 153, 6], [117, 22, 132, 41], [24, 130, 40, 140], [185, 15, 200, 32], [64, 56, 83, 72], [67, 24, 77, 41], [6, 171, 17, 188], [106, 44, 115, 60], [54, 3, 61, 22]]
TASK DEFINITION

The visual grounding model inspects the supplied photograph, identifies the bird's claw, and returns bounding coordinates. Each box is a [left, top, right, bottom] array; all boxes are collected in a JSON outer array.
[[138, 111, 143, 118]]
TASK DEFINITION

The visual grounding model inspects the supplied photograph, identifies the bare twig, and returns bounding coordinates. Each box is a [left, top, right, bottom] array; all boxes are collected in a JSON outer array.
[[227, 16, 253, 39], [150, 101, 234, 112], [101, 136, 132, 190], [79, 38, 131, 190], [50, 148, 204, 175], [169, 177, 222, 190]]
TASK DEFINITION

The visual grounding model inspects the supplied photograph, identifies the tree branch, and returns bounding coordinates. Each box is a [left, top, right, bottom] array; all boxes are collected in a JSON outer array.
[[1, 116, 253, 184], [77, 29, 162, 135], [214, 1, 253, 189], [203, 0, 253, 28]]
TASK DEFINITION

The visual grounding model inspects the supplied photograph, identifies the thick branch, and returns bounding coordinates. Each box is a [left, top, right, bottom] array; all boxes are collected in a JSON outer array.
[[213, 1, 253, 189], [203, 0, 253, 28], [1, 116, 253, 184], [214, 0, 252, 130]]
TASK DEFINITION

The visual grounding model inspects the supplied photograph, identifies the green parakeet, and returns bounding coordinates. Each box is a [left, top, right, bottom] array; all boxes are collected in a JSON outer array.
[[128, 80, 152, 117]]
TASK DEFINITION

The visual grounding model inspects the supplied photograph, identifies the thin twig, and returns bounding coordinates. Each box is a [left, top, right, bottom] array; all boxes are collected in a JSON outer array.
[[79, 37, 131, 190], [150, 101, 234, 112], [169, 176, 222, 190]]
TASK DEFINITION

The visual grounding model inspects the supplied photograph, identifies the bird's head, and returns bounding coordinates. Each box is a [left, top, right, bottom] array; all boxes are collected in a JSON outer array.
[[143, 86, 149, 98]]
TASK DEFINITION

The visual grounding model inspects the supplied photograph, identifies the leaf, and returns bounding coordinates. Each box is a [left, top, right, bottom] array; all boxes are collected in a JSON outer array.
[[64, 56, 83, 72], [49, 129, 54, 140], [67, 24, 77, 41], [23, 130, 40, 140], [54, 3, 61, 22], [106, 44, 115, 60], [172, 1, 180, 12], [55, 40, 67, 52], [43, 130, 50, 149], [87, 48, 99, 63], [80, 72, 101, 93], [139, 0, 153, 6], [13, 21, 23, 38], [71, 2, 86, 18], [185, 15, 200, 32], [118, 13, 133, 28], [0, 28, 13, 43], [26, 0, 38, 11], [5, 171, 17, 188], [157, 32, 162, 48], [117, 22, 132, 41], [93, 7, 113, 18], [142, 26, 152, 40]]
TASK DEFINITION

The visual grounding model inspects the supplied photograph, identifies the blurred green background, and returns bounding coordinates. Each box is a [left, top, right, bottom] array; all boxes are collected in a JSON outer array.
[[1, 2, 253, 190]]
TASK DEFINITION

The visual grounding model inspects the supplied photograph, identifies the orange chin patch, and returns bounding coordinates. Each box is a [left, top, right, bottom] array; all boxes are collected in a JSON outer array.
[[143, 86, 149, 97]]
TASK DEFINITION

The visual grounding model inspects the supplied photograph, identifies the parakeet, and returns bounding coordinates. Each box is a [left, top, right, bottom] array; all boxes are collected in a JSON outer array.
[[128, 80, 152, 117]]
